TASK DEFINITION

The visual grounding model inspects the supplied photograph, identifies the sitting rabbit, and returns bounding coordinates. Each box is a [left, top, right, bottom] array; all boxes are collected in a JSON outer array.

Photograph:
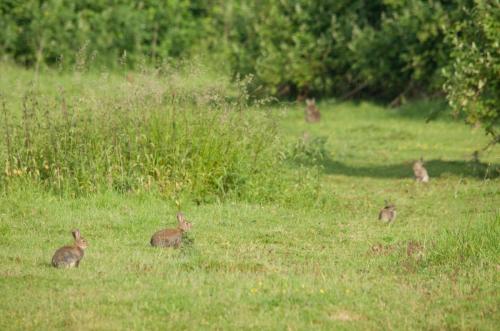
[[413, 158, 430, 183], [150, 212, 192, 248], [305, 98, 320, 123], [378, 201, 397, 223], [52, 229, 88, 268]]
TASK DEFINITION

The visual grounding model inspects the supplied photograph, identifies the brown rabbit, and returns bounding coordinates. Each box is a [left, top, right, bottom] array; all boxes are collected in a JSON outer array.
[[413, 158, 429, 183], [52, 229, 88, 268], [150, 212, 192, 248], [378, 201, 397, 223], [305, 98, 320, 123]]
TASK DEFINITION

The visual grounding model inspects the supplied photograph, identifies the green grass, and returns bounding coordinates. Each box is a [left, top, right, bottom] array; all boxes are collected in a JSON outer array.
[[0, 65, 499, 330], [0, 62, 319, 204]]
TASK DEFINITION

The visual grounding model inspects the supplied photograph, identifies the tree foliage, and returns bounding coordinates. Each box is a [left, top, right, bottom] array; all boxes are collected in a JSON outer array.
[[0, 0, 203, 67], [443, 0, 500, 142]]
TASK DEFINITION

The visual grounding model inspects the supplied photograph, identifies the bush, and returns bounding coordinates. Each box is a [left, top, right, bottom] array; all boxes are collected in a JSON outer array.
[[208, 0, 382, 98], [350, 0, 454, 101], [207, 0, 460, 102], [0, 0, 204, 67], [443, 0, 500, 143]]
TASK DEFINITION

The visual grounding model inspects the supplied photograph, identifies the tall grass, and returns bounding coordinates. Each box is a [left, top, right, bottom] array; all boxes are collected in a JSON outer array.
[[425, 214, 500, 269], [0, 63, 322, 205]]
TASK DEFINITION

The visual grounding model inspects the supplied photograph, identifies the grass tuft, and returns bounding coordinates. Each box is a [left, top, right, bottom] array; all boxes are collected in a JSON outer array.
[[0, 63, 321, 207]]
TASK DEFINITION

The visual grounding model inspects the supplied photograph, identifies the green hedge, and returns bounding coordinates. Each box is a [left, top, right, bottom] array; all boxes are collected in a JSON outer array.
[[0, 0, 204, 67]]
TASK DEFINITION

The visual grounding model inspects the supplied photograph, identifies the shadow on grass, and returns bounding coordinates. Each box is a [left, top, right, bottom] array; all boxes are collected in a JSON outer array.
[[391, 99, 452, 122], [320, 158, 499, 179]]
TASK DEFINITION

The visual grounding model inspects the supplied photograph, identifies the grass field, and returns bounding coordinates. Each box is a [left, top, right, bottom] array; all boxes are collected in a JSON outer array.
[[0, 66, 499, 330]]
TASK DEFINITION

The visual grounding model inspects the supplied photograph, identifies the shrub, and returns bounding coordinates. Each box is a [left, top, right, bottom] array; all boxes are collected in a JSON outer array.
[[208, 0, 458, 102], [350, 0, 454, 101], [443, 0, 500, 143], [209, 0, 382, 98], [0, 0, 204, 67]]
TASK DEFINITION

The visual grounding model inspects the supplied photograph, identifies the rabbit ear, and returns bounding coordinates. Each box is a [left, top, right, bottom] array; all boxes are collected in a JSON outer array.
[[177, 212, 186, 224], [71, 229, 81, 240]]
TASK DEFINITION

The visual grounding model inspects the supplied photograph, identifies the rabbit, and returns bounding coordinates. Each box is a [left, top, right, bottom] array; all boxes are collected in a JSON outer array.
[[305, 98, 320, 123], [52, 229, 88, 268], [413, 158, 429, 183], [150, 212, 192, 248], [378, 201, 397, 223]]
